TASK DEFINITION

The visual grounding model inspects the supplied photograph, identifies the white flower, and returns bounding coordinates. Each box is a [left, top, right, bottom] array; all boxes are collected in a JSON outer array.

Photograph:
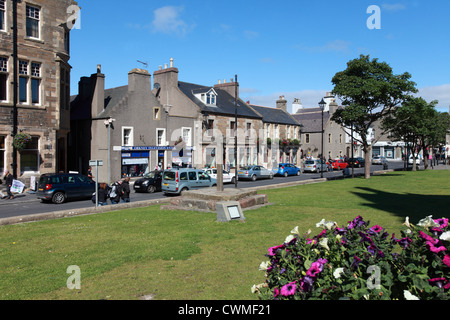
[[316, 219, 336, 230], [417, 215, 439, 228], [403, 290, 419, 300], [440, 231, 450, 241], [403, 216, 411, 228], [285, 235, 295, 244], [290, 226, 299, 235], [333, 267, 344, 279], [319, 237, 330, 251], [259, 261, 270, 271]]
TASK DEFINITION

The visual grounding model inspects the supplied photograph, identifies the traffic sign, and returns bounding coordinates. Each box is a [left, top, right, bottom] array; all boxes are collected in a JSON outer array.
[[89, 160, 103, 166]]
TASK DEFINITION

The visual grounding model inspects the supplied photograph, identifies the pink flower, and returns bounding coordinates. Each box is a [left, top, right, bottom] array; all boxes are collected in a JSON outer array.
[[443, 254, 450, 267], [426, 241, 447, 253], [306, 259, 328, 278], [268, 245, 284, 256], [434, 218, 449, 229], [273, 287, 280, 298], [419, 231, 438, 245], [280, 281, 297, 297], [370, 225, 383, 233]]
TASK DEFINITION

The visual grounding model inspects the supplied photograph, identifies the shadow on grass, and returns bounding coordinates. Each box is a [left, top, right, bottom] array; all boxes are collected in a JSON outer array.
[[351, 187, 449, 222]]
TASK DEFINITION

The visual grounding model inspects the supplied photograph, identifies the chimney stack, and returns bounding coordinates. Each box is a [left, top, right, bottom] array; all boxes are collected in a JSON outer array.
[[276, 95, 287, 112]]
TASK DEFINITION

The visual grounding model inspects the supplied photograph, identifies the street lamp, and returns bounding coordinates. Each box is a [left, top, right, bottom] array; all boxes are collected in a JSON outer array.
[[104, 118, 115, 184], [318, 99, 326, 178]]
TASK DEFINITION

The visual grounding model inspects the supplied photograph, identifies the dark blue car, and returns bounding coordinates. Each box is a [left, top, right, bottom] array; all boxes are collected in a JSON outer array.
[[37, 173, 96, 204], [272, 163, 301, 177]]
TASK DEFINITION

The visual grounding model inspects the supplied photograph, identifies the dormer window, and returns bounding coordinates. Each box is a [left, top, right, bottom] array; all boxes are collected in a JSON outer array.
[[194, 88, 217, 106]]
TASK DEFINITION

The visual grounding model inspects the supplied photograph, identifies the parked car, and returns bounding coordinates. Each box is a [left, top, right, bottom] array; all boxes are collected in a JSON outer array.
[[332, 159, 349, 170], [347, 157, 365, 168], [408, 156, 421, 165], [133, 171, 163, 193], [161, 168, 217, 195], [372, 156, 388, 165], [237, 165, 273, 181], [303, 159, 328, 173], [273, 163, 301, 177], [37, 173, 96, 204], [202, 168, 237, 184]]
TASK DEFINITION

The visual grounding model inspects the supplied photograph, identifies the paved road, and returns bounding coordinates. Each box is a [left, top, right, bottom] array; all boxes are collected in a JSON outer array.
[[0, 161, 432, 220]]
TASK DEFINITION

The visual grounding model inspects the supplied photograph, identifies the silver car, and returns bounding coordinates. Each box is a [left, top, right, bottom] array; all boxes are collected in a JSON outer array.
[[237, 165, 273, 181], [303, 159, 328, 173], [162, 169, 217, 195]]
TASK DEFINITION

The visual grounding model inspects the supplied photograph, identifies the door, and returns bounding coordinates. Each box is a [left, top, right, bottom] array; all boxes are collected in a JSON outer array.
[[76, 175, 96, 198]]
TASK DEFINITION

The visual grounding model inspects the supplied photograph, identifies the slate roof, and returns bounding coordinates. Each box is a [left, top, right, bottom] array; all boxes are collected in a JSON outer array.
[[291, 110, 330, 133], [248, 104, 300, 126], [178, 81, 262, 119]]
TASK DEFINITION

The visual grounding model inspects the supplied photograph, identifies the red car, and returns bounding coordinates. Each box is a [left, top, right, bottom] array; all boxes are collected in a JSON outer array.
[[332, 159, 348, 170]]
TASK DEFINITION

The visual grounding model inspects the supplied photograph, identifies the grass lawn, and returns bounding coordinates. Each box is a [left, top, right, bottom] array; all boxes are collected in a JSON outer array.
[[0, 170, 449, 300]]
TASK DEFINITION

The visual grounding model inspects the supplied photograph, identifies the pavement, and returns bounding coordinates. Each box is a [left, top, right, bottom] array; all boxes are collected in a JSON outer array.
[[0, 162, 448, 226]]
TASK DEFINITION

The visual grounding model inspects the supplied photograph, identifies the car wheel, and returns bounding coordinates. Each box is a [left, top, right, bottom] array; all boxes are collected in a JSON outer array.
[[269, 173, 274, 179], [284, 172, 288, 177], [180, 187, 189, 195], [147, 185, 156, 193], [231, 177, 236, 184], [52, 192, 65, 204], [251, 175, 257, 181], [297, 170, 301, 176]]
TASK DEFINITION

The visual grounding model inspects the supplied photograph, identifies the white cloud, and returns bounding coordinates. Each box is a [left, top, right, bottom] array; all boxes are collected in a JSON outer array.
[[152, 6, 193, 36], [242, 89, 331, 113], [416, 84, 450, 113], [296, 40, 352, 54], [382, 3, 407, 12]]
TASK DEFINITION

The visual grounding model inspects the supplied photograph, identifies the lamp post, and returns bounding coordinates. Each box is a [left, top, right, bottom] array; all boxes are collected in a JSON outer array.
[[234, 74, 238, 188], [318, 99, 326, 178], [12, 0, 21, 179], [164, 104, 171, 169], [104, 118, 115, 184]]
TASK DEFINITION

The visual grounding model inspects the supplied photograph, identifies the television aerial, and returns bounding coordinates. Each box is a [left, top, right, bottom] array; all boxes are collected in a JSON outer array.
[[137, 60, 148, 69]]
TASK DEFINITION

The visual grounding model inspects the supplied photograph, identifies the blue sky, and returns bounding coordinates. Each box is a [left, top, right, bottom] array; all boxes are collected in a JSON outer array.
[[70, 0, 450, 113]]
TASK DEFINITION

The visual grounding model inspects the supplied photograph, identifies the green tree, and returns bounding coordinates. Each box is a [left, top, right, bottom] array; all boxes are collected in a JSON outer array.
[[382, 97, 437, 171], [331, 55, 417, 178]]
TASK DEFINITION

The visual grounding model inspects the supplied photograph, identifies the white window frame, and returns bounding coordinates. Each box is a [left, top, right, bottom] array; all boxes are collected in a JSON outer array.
[[181, 127, 192, 146], [122, 126, 134, 146], [156, 128, 166, 146], [0, 0, 6, 32], [26, 4, 40, 39], [20, 136, 40, 175], [17, 60, 42, 105]]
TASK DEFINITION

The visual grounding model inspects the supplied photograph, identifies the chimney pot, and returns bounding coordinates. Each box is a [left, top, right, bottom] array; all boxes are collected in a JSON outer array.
[[218, 80, 221, 84], [170, 58, 174, 68], [97, 64, 101, 73]]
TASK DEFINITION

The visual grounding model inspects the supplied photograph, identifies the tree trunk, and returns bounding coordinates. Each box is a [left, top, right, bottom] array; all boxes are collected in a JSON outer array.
[[364, 145, 372, 179]]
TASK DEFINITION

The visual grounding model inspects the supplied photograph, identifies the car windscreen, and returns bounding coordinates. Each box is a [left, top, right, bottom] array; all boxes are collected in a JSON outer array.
[[163, 171, 176, 181], [240, 166, 251, 170], [305, 160, 315, 164], [144, 172, 156, 179]]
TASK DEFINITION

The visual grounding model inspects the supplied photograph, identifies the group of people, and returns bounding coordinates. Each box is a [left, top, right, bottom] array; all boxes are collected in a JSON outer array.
[[95, 177, 131, 206]]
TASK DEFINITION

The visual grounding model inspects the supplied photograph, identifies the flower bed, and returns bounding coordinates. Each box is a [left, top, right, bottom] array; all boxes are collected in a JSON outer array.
[[253, 215, 449, 300]]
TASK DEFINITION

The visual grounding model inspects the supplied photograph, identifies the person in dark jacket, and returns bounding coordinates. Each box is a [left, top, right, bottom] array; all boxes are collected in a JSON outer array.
[[110, 180, 122, 204], [4, 170, 14, 200], [121, 177, 131, 203], [97, 183, 109, 206]]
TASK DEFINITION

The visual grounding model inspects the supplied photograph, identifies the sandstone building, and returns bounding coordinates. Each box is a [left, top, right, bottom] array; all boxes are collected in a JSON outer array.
[[0, 0, 77, 180]]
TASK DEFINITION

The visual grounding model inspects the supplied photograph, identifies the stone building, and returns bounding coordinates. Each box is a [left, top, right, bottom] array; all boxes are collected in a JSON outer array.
[[291, 97, 348, 160], [248, 96, 303, 168], [0, 0, 78, 180]]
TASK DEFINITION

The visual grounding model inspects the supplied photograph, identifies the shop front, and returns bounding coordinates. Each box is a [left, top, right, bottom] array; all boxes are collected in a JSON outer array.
[[121, 146, 174, 177]]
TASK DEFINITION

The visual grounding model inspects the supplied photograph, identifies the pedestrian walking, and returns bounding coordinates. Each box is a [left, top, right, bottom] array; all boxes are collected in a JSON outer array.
[[97, 183, 109, 206], [121, 177, 131, 203], [3, 170, 14, 200]]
